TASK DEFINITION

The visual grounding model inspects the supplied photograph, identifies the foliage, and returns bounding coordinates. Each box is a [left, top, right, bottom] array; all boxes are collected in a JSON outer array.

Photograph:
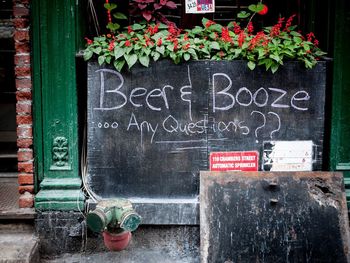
[[84, 15, 326, 73], [129, 0, 177, 24], [104, 1, 128, 34]]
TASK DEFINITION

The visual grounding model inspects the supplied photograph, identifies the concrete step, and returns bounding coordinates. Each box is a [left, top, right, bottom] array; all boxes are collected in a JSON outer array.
[[0, 223, 39, 263]]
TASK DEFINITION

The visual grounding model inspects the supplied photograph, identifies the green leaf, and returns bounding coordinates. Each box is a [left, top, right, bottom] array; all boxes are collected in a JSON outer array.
[[271, 63, 279, 73], [83, 50, 93, 61], [210, 42, 220, 50], [248, 4, 257, 12], [293, 36, 303, 44], [191, 26, 203, 35], [107, 22, 120, 32], [184, 53, 191, 61], [270, 54, 280, 62], [132, 24, 145, 31], [167, 44, 174, 52], [153, 52, 161, 61], [139, 55, 150, 67], [98, 55, 105, 65], [256, 3, 264, 12], [114, 47, 125, 59], [144, 48, 151, 56], [113, 59, 125, 72], [93, 47, 102, 55], [124, 53, 138, 69], [104, 3, 117, 11], [187, 48, 198, 60], [105, 56, 111, 64], [202, 17, 209, 27], [113, 12, 127, 20], [247, 61, 256, 70], [156, 45, 165, 55], [237, 11, 251, 19]]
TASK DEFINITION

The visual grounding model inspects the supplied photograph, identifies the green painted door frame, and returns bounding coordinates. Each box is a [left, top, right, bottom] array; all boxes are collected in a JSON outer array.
[[330, 1, 350, 204], [32, 0, 84, 210]]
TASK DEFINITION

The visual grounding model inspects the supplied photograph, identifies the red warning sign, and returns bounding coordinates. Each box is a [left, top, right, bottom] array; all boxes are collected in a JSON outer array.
[[210, 151, 259, 171]]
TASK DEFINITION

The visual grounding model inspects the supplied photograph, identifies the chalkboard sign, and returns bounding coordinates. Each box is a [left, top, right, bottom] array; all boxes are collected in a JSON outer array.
[[200, 171, 350, 263], [87, 60, 327, 199]]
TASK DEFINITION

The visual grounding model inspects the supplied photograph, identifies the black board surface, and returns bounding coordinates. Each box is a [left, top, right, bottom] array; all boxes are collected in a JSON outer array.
[[87, 60, 327, 198]]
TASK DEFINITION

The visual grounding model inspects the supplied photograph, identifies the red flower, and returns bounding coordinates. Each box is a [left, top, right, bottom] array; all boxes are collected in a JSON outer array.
[[125, 40, 131, 47], [313, 39, 319, 46], [233, 22, 241, 34], [205, 20, 216, 28], [84, 37, 93, 45], [168, 24, 181, 36], [128, 26, 133, 34], [221, 27, 233, 43], [270, 17, 285, 37], [183, 43, 190, 50], [108, 41, 115, 51], [306, 32, 315, 42], [249, 31, 267, 50], [184, 33, 189, 41], [258, 4, 268, 15], [284, 14, 296, 32], [157, 38, 162, 46], [247, 22, 254, 34], [238, 31, 246, 47]]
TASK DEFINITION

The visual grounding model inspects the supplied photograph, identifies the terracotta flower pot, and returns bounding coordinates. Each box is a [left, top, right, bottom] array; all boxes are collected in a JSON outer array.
[[103, 230, 132, 251]]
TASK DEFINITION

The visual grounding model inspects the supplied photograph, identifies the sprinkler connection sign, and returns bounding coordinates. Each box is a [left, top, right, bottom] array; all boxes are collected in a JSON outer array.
[[210, 151, 259, 171]]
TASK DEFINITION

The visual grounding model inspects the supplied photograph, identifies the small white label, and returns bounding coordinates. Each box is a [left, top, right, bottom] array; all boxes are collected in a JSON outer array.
[[263, 141, 314, 171], [185, 0, 215, 14]]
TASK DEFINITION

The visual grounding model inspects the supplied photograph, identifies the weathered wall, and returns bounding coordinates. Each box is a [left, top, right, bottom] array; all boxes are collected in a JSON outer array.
[[13, 0, 34, 208]]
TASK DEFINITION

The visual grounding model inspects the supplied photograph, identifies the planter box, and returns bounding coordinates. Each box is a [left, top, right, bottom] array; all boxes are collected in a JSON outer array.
[[87, 60, 327, 224]]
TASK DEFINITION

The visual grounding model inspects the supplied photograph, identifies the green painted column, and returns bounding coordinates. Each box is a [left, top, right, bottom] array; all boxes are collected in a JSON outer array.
[[32, 0, 84, 210], [330, 1, 350, 205]]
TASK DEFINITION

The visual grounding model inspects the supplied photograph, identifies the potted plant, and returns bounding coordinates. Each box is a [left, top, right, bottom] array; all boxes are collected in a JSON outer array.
[[83, 1, 326, 73]]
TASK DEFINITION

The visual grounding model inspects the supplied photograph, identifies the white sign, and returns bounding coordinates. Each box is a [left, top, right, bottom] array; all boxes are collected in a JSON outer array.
[[185, 0, 215, 14], [263, 140, 314, 171]]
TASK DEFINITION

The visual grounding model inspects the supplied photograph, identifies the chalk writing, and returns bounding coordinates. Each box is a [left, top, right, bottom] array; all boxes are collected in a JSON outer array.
[[91, 67, 312, 146]]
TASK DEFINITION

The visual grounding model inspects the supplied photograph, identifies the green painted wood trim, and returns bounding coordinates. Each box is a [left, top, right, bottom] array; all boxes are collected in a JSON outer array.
[[40, 178, 83, 190], [31, 0, 44, 191], [330, 2, 350, 205], [32, 0, 85, 210], [35, 189, 84, 211], [330, 1, 350, 173]]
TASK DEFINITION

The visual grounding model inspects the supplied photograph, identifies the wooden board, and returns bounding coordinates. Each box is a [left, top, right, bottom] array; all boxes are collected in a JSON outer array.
[[200, 171, 350, 263]]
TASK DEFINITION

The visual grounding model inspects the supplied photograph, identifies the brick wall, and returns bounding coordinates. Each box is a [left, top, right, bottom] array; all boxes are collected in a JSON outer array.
[[13, 0, 34, 208]]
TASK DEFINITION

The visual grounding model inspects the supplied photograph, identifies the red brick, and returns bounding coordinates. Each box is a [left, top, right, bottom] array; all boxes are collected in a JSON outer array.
[[15, 66, 31, 78], [14, 54, 30, 65], [15, 78, 32, 89], [18, 185, 34, 194], [14, 30, 29, 42], [17, 126, 32, 138], [16, 91, 32, 100], [14, 0, 30, 5], [13, 6, 29, 17], [18, 162, 33, 173], [18, 173, 34, 185], [19, 192, 34, 208], [17, 138, 33, 148], [13, 18, 29, 29], [16, 103, 32, 114], [16, 115, 32, 125], [17, 150, 33, 162], [15, 42, 30, 53]]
